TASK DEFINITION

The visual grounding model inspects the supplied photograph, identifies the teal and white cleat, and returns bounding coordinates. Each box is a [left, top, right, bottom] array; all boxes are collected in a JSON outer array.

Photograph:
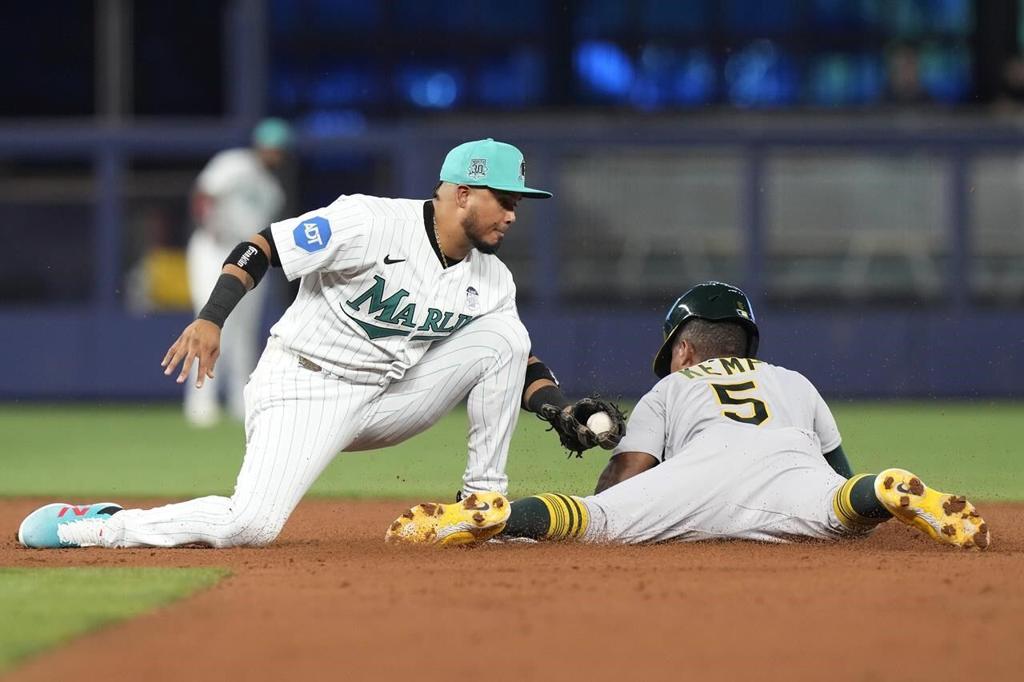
[[17, 502, 123, 548]]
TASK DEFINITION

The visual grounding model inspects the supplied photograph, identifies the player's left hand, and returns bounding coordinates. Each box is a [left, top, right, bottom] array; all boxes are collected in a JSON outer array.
[[161, 319, 222, 388], [537, 396, 627, 457]]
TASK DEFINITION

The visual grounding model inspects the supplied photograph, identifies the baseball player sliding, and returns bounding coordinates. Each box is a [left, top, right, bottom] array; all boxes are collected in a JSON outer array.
[[18, 138, 624, 549], [385, 282, 991, 551]]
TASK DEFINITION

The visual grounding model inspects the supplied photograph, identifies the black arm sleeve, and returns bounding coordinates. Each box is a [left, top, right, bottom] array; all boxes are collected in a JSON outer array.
[[522, 359, 569, 412], [197, 274, 247, 328], [525, 384, 570, 413], [258, 226, 281, 267], [823, 444, 853, 478]]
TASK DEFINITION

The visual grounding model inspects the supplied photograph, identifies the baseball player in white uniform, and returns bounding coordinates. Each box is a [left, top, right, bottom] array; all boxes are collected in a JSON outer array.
[[385, 282, 991, 551], [184, 118, 291, 426], [19, 138, 623, 549]]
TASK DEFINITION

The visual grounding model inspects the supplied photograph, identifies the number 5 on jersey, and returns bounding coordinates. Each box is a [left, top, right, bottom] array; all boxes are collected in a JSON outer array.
[[710, 381, 770, 425]]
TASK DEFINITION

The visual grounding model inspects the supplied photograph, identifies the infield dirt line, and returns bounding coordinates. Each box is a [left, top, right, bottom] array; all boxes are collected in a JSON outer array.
[[2, 499, 1023, 682]]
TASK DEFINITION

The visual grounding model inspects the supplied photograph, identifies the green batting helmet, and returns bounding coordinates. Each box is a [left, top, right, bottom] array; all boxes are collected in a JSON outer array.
[[652, 281, 759, 378]]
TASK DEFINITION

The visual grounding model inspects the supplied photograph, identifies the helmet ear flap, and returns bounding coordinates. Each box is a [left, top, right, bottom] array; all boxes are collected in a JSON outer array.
[[652, 320, 686, 378], [745, 325, 760, 358]]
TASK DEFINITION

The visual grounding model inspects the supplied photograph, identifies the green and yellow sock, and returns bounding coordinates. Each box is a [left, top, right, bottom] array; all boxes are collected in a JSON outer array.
[[503, 493, 589, 541], [832, 473, 893, 530]]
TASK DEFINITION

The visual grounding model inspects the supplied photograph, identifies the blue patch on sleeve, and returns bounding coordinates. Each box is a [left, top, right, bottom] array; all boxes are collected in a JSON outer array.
[[292, 216, 332, 252]]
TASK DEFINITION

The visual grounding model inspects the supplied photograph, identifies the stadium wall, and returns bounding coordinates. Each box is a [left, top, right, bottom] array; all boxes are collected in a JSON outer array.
[[1, 308, 1021, 400]]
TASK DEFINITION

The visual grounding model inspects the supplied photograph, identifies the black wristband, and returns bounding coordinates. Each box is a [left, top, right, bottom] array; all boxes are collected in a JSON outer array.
[[197, 274, 247, 328], [526, 384, 570, 414], [524, 360, 559, 388], [223, 241, 270, 286]]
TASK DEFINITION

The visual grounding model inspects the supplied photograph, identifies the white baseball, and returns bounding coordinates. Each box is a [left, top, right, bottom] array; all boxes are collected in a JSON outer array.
[[586, 411, 613, 435]]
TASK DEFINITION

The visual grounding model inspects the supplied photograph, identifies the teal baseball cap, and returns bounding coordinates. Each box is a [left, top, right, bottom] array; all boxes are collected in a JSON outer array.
[[252, 118, 294, 150], [439, 138, 552, 198]]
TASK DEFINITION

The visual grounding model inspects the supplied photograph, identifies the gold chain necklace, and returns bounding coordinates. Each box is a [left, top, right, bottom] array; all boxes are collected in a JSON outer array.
[[432, 215, 448, 268]]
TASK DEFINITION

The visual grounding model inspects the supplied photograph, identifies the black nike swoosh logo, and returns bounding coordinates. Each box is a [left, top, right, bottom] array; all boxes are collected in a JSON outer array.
[[896, 483, 911, 494], [383, 255, 406, 265]]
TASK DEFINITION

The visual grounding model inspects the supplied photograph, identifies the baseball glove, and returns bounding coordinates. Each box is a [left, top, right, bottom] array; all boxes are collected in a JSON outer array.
[[537, 396, 627, 458]]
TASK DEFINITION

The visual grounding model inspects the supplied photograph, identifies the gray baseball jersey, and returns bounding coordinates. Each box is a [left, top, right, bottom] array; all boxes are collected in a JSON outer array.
[[585, 357, 851, 544], [613, 356, 841, 462]]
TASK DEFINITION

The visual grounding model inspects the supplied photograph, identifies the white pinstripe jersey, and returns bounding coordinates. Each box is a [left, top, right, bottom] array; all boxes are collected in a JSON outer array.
[[268, 194, 520, 386], [613, 357, 841, 462]]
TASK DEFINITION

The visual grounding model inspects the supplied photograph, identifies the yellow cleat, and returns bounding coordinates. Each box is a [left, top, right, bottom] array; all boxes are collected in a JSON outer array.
[[385, 492, 511, 547], [875, 468, 990, 550]]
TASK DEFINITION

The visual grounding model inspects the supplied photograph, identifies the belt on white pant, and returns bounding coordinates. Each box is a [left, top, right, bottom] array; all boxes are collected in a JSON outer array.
[[296, 354, 390, 389]]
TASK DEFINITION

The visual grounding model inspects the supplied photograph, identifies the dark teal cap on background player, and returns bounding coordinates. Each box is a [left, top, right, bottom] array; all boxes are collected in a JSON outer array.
[[439, 138, 552, 198]]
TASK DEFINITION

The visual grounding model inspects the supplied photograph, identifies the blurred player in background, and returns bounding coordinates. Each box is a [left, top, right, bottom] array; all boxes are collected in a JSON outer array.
[[184, 118, 292, 426], [386, 281, 991, 551]]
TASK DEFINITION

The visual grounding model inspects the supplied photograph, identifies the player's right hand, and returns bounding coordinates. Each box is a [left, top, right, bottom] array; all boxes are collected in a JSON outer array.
[[161, 319, 221, 388]]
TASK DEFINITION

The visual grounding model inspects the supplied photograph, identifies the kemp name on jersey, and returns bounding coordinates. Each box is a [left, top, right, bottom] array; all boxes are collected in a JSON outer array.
[[344, 275, 475, 340]]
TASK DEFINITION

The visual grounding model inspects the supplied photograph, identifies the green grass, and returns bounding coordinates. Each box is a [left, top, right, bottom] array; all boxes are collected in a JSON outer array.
[[828, 401, 1023, 501], [0, 567, 226, 673], [0, 402, 1021, 500], [0, 403, 1018, 671]]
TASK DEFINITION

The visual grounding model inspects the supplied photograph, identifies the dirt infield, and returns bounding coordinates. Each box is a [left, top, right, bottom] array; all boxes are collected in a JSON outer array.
[[2, 498, 1022, 682]]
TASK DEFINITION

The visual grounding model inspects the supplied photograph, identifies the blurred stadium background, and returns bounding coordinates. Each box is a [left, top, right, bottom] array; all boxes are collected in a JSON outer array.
[[2, 0, 1024, 402]]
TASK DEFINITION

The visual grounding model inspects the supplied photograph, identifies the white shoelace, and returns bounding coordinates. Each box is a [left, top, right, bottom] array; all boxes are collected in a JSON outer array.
[[57, 518, 107, 547]]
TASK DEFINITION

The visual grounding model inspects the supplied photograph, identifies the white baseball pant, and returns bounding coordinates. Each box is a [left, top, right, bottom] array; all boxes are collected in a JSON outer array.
[[581, 424, 868, 544], [100, 313, 530, 547]]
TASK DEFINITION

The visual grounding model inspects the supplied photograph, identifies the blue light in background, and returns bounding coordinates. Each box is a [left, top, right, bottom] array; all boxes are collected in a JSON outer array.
[[629, 74, 661, 110], [575, 41, 634, 99], [397, 67, 462, 109], [629, 45, 716, 108], [725, 40, 800, 107], [919, 43, 971, 103], [630, 44, 672, 109], [808, 53, 884, 106], [266, 0, 977, 113], [300, 110, 368, 136], [671, 48, 717, 105]]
